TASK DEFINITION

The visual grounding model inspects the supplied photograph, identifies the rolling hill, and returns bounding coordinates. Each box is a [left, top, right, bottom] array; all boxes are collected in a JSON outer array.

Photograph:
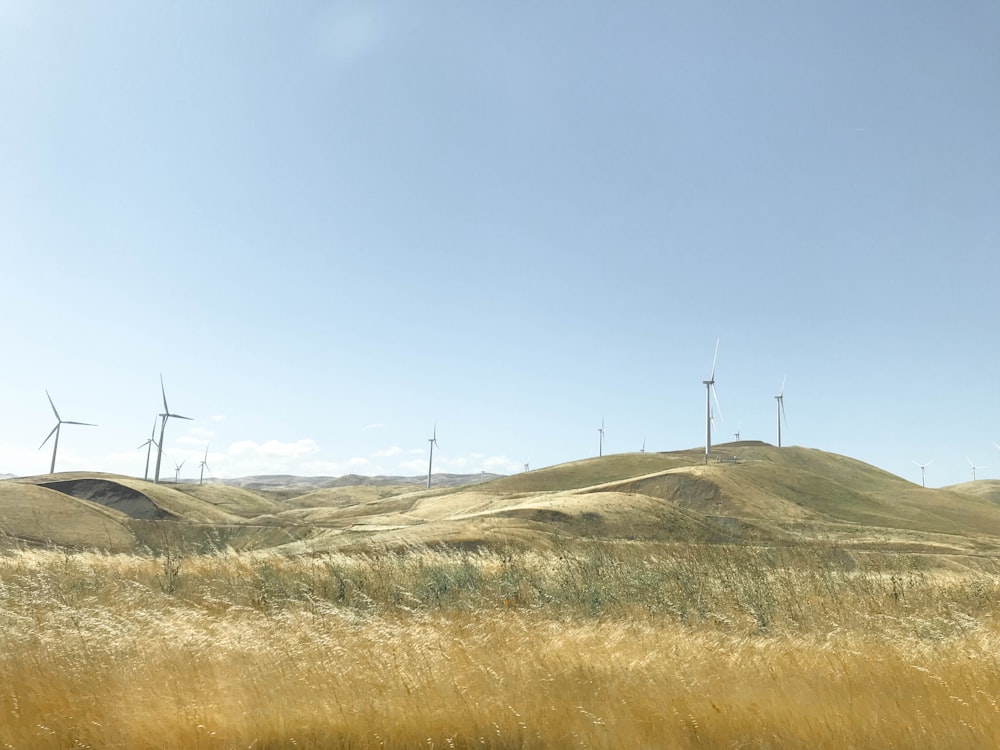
[[3, 444, 1000, 558]]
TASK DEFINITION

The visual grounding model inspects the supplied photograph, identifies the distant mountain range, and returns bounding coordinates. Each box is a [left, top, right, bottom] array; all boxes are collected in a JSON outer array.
[[0, 472, 503, 490], [216, 472, 504, 491]]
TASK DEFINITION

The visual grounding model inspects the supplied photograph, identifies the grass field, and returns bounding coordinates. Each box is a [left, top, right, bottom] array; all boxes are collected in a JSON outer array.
[[5, 542, 1000, 748]]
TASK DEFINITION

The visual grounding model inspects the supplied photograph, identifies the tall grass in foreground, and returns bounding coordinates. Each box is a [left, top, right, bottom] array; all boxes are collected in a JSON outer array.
[[2, 543, 1000, 748]]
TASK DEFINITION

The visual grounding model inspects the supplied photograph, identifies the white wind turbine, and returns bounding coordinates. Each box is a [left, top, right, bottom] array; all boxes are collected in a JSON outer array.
[[199, 444, 211, 485], [702, 339, 722, 462], [138, 416, 160, 481], [154, 375, 193, 484], [775, 375, 787, 448], [174, 460, 185, 483], [426, 424, 439, 489], [968, 457, 985, 481], [598, 418, 606, 457], [39, 391, 96, 474], [912, 458, 934, 488], [733, 421, 742, 441]]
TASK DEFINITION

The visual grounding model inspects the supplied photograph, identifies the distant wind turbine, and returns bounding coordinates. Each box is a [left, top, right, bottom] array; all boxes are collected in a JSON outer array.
[[912, 459, 934, 488], [174, 460, 185, 483], [968, 457, 985, 481], [199, 444, 211, 485], [733, 421, 741, 441], [775, 375, 787, 448], [39, 391, 96, 474], [154, 376, 193, 484], [524, 462, 529, 472], [138, 416, 160, 481], [598, 418, 606, 457], [702, 339, 723, 462], [426, 424, 439, 489], [641, 438, 646, 453]]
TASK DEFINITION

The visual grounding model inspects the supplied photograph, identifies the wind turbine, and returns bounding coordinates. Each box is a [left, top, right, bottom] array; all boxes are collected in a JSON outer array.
[[524, 462, 529, 472], [733, 421, 742, 441], [775, 375, 787, 448], [598, 418, 605, 457], [968, 457, 985, 481], [426, 424, 439, 489], [153, 375, 193, 484], [702, 339, 722, 462], [138, 416, 160, 481], [174, 460, 185, 483], [39, 391, 96, 474], [912, 459, 933, 488], [641, 438, 646, 453], [199, 444, 211, 485]]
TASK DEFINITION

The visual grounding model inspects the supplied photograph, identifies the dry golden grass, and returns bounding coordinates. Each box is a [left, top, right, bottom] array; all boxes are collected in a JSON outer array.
[[3, 544, 1000, 748]]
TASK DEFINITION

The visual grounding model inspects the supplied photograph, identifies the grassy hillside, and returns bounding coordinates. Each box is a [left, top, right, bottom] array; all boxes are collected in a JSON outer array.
[[4, 446, 1000, 557], [0, 480, 136, 551]]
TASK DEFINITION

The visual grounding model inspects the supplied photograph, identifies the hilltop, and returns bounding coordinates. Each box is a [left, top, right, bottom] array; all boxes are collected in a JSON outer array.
[[3, 443, 1000, 560]]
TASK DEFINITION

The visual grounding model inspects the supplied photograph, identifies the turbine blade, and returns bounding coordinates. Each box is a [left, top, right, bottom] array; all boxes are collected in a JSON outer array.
[[779, 374, 787, 397], [709, 338, 720, 380], [39, 425, 58, 450], [169, 413, 194, 421], [160, 374, 170, 414], [711, 383, 723, 422], [780, 399, 787, 427], [45, 390, 60, 421], [63, 421, 96, 427], [926, 458, 934, 467]]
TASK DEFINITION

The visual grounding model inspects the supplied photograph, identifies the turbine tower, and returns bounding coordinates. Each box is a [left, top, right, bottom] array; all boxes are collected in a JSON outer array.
[[912, 459, 934, 488], [154, 376, 192, 484], [775, 375, 787, 448], [138, 416, 160, 481], [39, 391, 96, 474], [598, 418, 605, 457], [968, 457, 984, 481], [426, 424, 439, 489], [702, 339, 722, 462], [199, 444, 211, 485]]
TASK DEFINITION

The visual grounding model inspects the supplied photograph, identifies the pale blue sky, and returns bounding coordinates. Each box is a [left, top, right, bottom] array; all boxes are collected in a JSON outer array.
[[1, 1, 998, 487]]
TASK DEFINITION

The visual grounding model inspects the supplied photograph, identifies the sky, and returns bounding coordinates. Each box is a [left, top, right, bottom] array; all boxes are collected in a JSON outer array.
[[0, 1, 998, 488]]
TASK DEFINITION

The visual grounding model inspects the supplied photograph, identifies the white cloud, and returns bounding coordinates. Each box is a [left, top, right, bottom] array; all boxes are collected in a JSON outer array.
[[399, 458, 426, 472], [229, 438, 320, 459], [372, 445, 401, 457], [177, 435, 210, 446], [223, 438, 324, 476]]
